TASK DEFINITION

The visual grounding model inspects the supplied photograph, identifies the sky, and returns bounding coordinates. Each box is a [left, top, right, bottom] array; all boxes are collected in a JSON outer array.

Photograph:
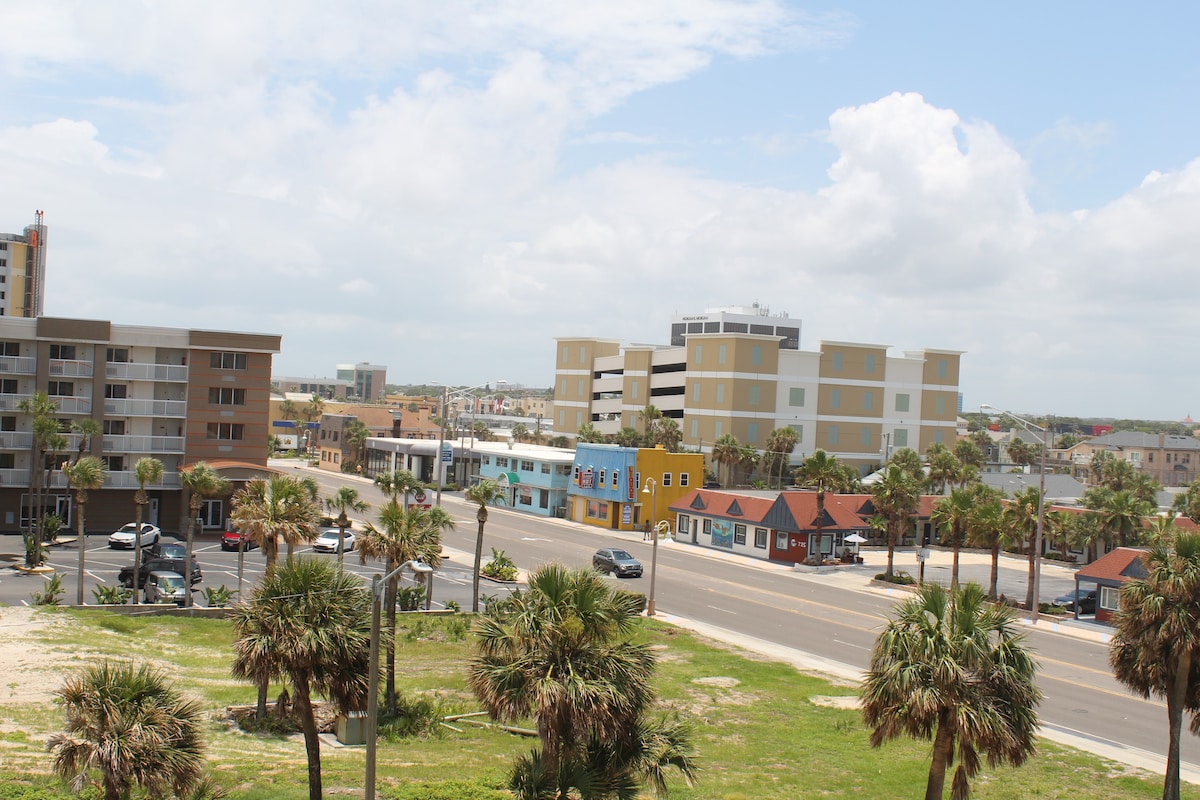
[[1, 1, 1198, 421]]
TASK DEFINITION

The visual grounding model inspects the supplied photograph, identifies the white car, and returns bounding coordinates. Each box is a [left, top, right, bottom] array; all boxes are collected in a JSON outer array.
[[313, 528, 356, 554], [108, 522, 161, 549]]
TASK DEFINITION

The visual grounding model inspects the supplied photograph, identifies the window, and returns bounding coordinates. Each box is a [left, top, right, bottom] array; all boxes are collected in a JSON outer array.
[[0, 342, 17, 357], [734, 524, 747, 545], [863, 391, 873, 411], [775, 531, 788, 550], [496, 457, 508, 468], [790, 424, 803, 442], [611, 470, 618, 490], [631, 380, 639, 399], [690, 419, 698, 438], [520, 460, 534, 471], [935, 395, 946, 415], [830, 389, 840, 409], [331, 431, 339, 442], [208, 387, 246, 405], [482, 455, 491, 465], [789, 387, 805, 407], [106, 348, 129, 363], [751, 345, 762, 366], [692, 382, 700, 401], [703, 519, 712, 535], [0, 379, 16, 394], [48, 381, 73, 396], [577, 379, 584, 396], [209, 351, 247, 370], [0, 416, 14, 431], [1100, 586, 1120, 612], [0, 453, 12, 469], [716, 383, 725, 403], [104, 384, 127, 399], [934, 430, 944, 444], [49, 344, 76, 360], [937, 358, 948, 379], [518, 491, 532, 506], [865, 354, 876, 373], [559, 379, 566, 395], [101, 419, 125, 435], [861, 426, 871, 447], [831, 352, 843, 371], [895, 394, 910, 413], [893, 428, 908, 448], [747, 422, 759, 443], [754, 527, 768, 549], [680, 472, 690, 487], [541, 463, 551, 474], [206, 423, 245, 440], [561, 346, 568, 363], [679, 514, 690, 533], [694, 344, 703, 363], [828, 425, 839, 445], [579, 346, 586, 363], [102, 456, 125, 471], [749, 385, 760, 405], [718, 344, 726, 364], [599, 469, 606, 486], [714, 420, 723, 437]]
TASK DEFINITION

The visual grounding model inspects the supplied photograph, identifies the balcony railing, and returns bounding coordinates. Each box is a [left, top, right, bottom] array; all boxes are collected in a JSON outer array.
[[0, 356, 36, 374], [0, 431, 33, 450], [103, 434, 186, 454], [0, 393, 34, 411], [103, 398, 186, 418], [49, 359, 93, 378], [54, 397, 92, 414], [105, 362, 189, 382], [47, 470, 181, 489], [0, 468, 28, 485]]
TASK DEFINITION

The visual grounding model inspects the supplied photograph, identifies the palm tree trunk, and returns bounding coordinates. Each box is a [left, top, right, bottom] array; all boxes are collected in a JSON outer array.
[[1164, 649, 1192, 800], [131, 503, 144, 605], [1025, 540, 1036, 610], [925, 713, 955, 800], [885, 522, 896, 579], [951, 541, 961, 591], [293, 681, 324, 800], [256, 682, 269, 721], [185, 503, 198, 608], [473, 512, 486, 613], [989, 544, 1000, 599], [385, 574, 399, 715], [75, 494, 86, 606]]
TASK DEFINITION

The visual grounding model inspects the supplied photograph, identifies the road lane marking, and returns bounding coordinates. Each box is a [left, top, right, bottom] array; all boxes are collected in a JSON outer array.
[[706, 605, 736, 614]]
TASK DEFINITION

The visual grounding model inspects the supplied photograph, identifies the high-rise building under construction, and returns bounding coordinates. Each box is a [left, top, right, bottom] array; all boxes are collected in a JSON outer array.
[[0, 211, 47, 318]]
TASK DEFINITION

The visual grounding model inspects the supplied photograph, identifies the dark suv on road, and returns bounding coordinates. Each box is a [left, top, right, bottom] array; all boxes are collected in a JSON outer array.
[[593, 548, 643, 578]]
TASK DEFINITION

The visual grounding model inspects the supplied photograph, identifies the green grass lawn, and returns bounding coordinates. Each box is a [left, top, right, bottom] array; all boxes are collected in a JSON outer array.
[[0, 608, 1193, 799]]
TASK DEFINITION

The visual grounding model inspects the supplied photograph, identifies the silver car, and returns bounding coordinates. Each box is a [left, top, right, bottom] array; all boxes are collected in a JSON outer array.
[[143, 570, 188, 605]]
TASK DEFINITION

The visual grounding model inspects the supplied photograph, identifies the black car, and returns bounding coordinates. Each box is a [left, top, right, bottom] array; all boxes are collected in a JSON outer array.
[[1052, 588, 1097, 614], [120, 555, 202, 588], [593, 548, 643, 578], [152, 542, 187, 560]]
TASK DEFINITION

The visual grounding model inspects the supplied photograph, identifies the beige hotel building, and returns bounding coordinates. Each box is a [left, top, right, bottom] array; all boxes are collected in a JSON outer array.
[[552, 307, 961, 474]]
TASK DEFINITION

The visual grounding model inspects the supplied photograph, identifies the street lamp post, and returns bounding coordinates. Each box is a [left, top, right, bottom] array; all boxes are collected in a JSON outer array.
[[434, 381, 500, 507], [641, 477, 660, 616], [981, 404, 1049, 623], [365, 560, 432, 800]]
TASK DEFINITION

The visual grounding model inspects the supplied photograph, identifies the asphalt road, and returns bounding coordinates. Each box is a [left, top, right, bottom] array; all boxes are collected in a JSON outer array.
[[3, 461, 1196, 781]]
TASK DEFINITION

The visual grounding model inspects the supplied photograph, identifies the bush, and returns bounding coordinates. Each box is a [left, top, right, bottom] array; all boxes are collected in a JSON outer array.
[[397, 585, 426, 612], [378, 692, 451, 740], [874, 571, 916, 586], [30, 573, 65, 606], [92, 585, 132, 605], [383, 779, 510, 800], [481, 548, 518, 582], [204, 585, 235, 608], [444, 599, 461, 613]]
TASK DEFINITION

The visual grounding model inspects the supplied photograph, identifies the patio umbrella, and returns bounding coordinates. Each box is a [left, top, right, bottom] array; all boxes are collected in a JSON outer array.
[[845, 533, 867, 543]]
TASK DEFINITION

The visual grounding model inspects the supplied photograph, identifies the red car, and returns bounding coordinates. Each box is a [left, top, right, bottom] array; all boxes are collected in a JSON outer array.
[[220, 530, 258, 551]]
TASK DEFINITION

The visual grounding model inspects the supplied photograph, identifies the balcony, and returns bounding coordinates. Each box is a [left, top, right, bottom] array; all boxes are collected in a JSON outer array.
[[0, 356, 36, 375], [105, 362, 189, 382], [0, 468, 28, 486], [0, 393, 34, 411], [49, 359, 93, 378], [54, 397, 92, 414], [103, 398, 186, 418], [0, 431, 33, 450], [47, 470, 181, 489], [103, 434, 186, 454]]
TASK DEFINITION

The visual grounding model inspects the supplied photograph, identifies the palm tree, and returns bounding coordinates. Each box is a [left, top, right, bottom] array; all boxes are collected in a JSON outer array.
[[925, 443, 960, 494], [357, 503, 452, 714], [862, 582, 1040, 800], [180, 463, 231, 607], [230, 475, 322, 578], [344, 419, 370, 469], [465, 479, 505, 613], [794, 450, 844, 550], [62, 456, 106, 606], [1098, 489, 1152, 548], [1006, 436, 1038, 467], [1173, 477, 1200, 523], [129, 457, 164, 605], [577, 422, 605, 444], [656, 417, 684, 452], [711, 434, 741, 487], [324, 485, 369, 571], [1109, 534, 1200, 800], [232, 557, 371, 800], [871, 463, 922, 580], [374, 468, 421, 508], [511, 422, 528, 443], [931, 487, 974, 589], [19, 391, 63, 567], [964, 486, 1006, 599], [638, 404, 662, 442], [70, 417, 102, 462], [614, 427, 643, 448], [889, 447, 925, 481], [1001, 486, 1044, 609], [468, 564, 699, 797], [49, 660, 206, 800], [953, 438, 985, 477], [762, 427, 800, 489]]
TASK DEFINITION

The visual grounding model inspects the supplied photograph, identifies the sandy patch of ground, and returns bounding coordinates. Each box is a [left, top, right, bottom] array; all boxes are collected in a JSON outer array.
[[809, 694, 859, 710], [0, 606, 76, 706]]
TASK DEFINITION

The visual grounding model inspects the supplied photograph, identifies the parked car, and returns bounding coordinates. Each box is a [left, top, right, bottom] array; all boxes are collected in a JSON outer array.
[[221, 530, 258, 551], [143, 570, 188, 605], [1052, 588, 1097, 614], [593, 548, 643, 578], [313, 528, 356, 553], [120, 554, 202, 588], [108, 522, 161, 549], [152, 542, 187, 560]]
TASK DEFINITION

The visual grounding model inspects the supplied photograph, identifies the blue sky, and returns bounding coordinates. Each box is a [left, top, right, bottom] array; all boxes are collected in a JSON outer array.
[[0, 1, 1198, 421]]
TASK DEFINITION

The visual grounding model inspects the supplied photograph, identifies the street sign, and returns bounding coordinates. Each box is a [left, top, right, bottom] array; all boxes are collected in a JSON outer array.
[[916, 548, 931, 562], [441, 444, 453, 464]]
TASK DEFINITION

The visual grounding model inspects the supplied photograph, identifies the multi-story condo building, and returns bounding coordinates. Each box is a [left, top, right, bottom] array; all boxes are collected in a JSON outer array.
[[0, 212, 48, 318], [274, 376, 351, 399], [337, 362, 387, 401], [552, 309, 962, 475], [0, 317, 280, 534]]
